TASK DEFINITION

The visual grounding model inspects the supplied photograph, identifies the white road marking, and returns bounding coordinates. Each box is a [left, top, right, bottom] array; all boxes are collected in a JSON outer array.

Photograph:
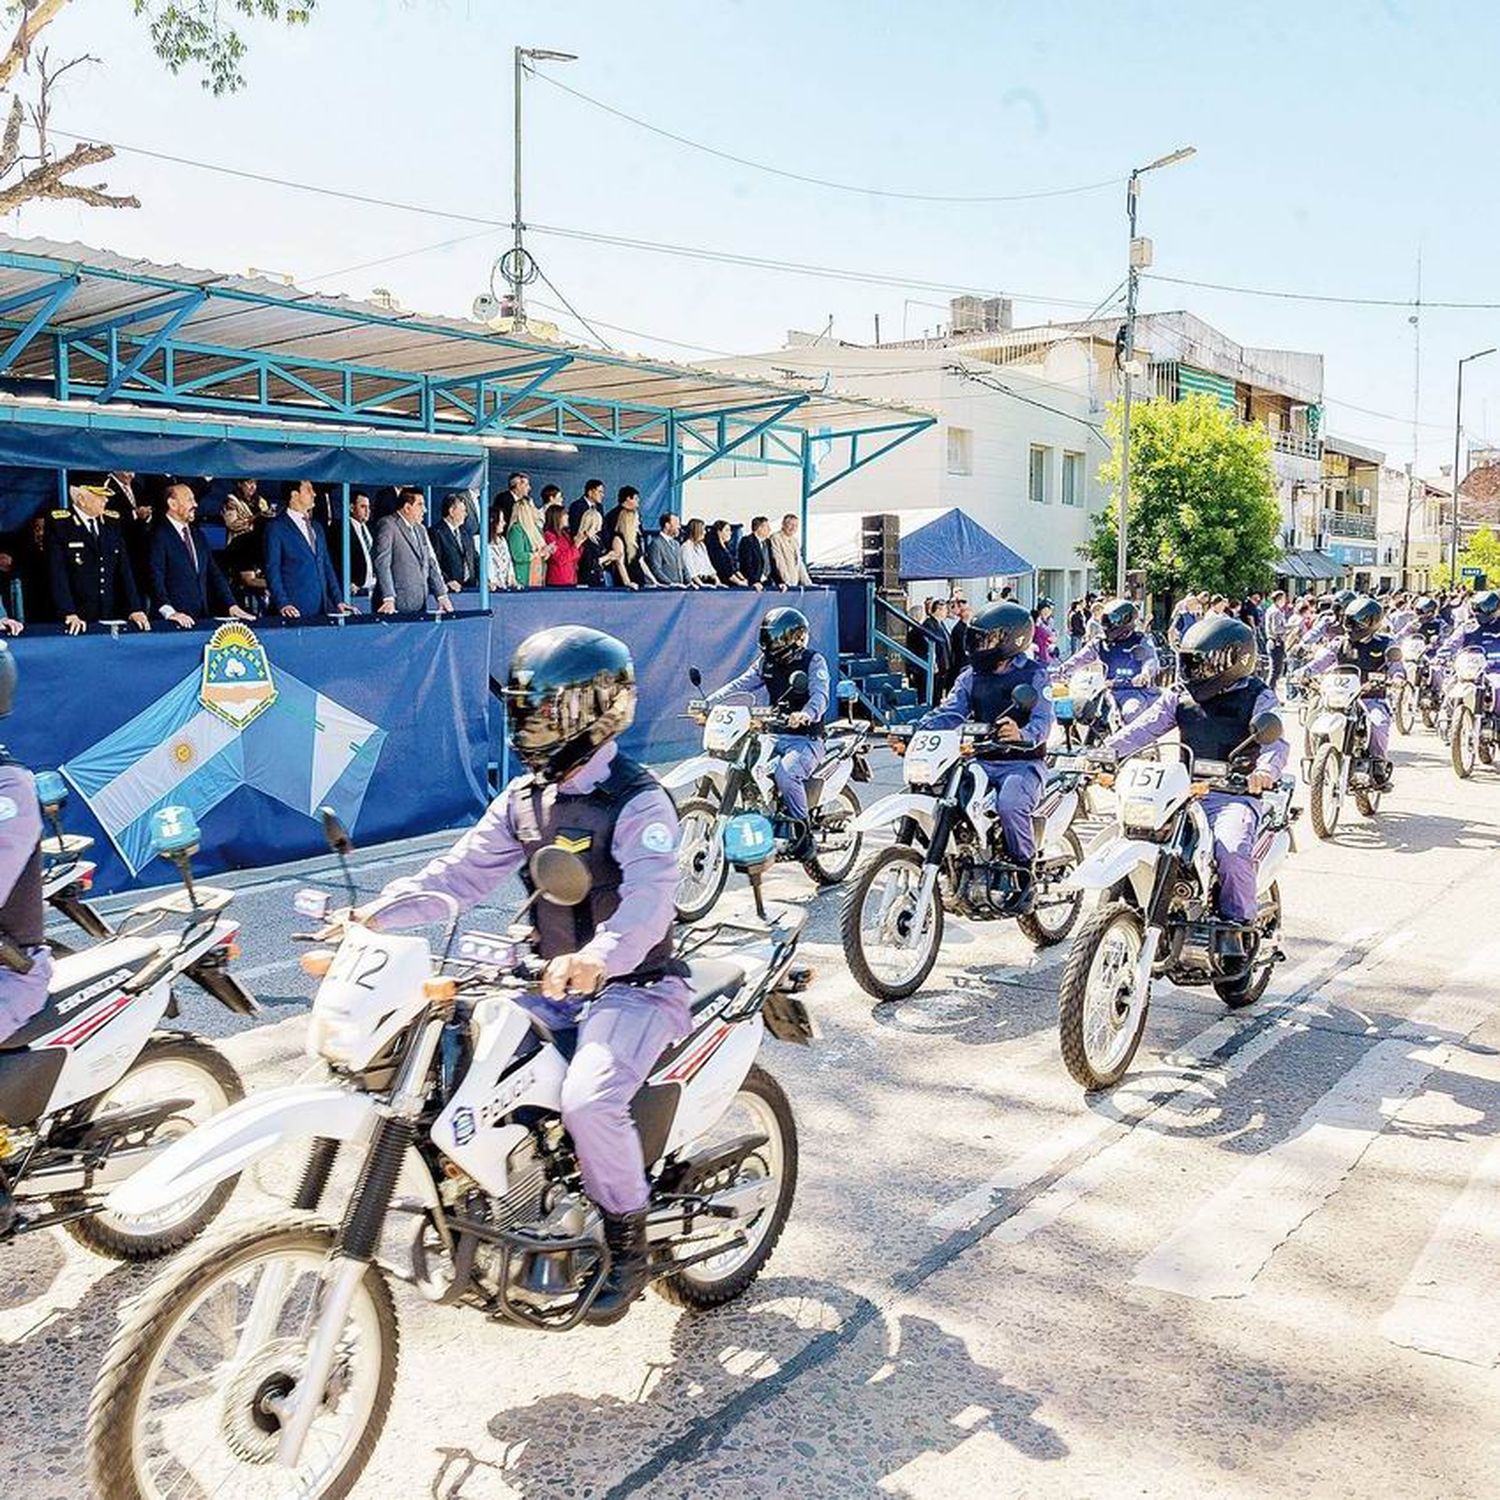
[[1131, 943, 1500, 1302], [927, 928, 1388, 1234]]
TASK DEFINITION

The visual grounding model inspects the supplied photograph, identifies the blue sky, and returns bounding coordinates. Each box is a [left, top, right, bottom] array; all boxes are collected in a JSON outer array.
[[18, 0, 1500, 468]]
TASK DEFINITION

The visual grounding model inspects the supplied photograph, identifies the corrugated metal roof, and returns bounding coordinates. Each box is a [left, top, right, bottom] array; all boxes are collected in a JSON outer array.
[[0, 235, 929, 436]]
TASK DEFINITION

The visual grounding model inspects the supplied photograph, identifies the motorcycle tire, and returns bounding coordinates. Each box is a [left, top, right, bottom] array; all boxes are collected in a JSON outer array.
[[1057, 900, 1151, 1091], [1394, 686, 1414, 737], [1451, 708, 1478, 780], [655, 1065, 798, 1311], [1354, 788, 1381, 818], [1420, 700, 1437, 731], [1308, 744, 1342, 840], [87, 1213, 399, 1500], [674, 797, 729, 924], [1016, 827, 1085, 949], [1214, 882, 1281, 1010], [802, 786, 863, 887], [59, 1034, 244, 1260], [841, 845, 944, 1002]]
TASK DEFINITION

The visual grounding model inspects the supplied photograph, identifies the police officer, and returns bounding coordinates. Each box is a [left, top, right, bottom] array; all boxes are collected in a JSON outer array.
[[366, 626, 688, 1324], [704, 607, 829, 859], [1439, 588, 1500, 711], [911, 600, 1055, 913], [1053, 596, 1161, 721], [1301, 595, 1403, 788], [45, 483, 151, 634], [1103, 615, 1288, 963], [1300, 588, 1357, 652]]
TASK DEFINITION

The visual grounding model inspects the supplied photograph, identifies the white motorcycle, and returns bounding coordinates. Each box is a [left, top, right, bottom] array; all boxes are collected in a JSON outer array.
[[1302, 666, 1393, 838], [1392, 634, 1430, 736], [841, 685, 1091, 1000], [667, 666, 868, 922], [1057, 713, 1293, 1090], [36, 770, 113, 952], [88, 812, 814, 1500], [0, 804, 251, 1256], [1447, 646, 1500, 778]]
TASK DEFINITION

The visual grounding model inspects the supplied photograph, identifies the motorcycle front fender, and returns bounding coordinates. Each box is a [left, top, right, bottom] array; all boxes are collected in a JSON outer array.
[[105, 1082, 438, 1220], [662, 755, 726, 795], [850, 791, 937, 836], [1310, 711, 1348, 740], [1065, 837, 1161, 907]]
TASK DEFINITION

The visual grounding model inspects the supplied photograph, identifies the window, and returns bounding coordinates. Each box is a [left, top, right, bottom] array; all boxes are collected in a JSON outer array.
[[1062, 450, 1084, 507], [946, 426, 973, 475], [1029, 445, 1050, 503]]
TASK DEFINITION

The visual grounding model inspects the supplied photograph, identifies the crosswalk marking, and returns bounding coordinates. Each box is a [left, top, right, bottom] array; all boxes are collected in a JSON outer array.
[[1131, 947, 1500, 1303]]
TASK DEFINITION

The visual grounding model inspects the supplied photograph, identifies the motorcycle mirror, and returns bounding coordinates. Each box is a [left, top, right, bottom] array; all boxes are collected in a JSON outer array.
[[788, 670, 809, 694], [1384, 644, 1404, 665], [531, 845, 593, 906], [1010, 684, 1040, 711], [688, 666, 703, 688], [321, 806, 353, 854], [1249, 711, 1283, 745]]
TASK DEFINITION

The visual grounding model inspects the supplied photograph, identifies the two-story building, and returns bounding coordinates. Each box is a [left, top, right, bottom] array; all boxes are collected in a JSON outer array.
[[1373, 465, 1446, 593], [1319, 436, 1384, 588]]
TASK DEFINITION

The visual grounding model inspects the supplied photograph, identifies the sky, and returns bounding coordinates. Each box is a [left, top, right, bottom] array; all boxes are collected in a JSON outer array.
[[14, 0, 1500, 470]]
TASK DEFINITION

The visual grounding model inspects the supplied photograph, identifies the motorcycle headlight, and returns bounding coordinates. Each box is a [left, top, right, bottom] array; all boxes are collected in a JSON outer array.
[[1119, 798, 1161, 830], [1400, 637, 1424, 662], [1457, 651, 1485, 683]]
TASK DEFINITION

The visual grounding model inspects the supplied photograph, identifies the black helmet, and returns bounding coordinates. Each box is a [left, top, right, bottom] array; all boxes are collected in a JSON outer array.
[[505, 626, 637, 782], [759, 607, 809, 666], [0, 640, 13, 718], [969, 600, 1035, 671], [1100, 597, 1140, 645], [1177, 615, 1257, 701], [1335, 587, 1357, 611], [1343, 594, 1385, 644], [1415, 595, 1437, 620], [1472, 589, 1500, 625]]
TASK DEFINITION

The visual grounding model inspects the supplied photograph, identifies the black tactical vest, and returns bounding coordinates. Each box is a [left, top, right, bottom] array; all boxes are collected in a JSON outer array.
[[0, 753, 44, 951], [1176, 677, 1268, 764], [1417, 619, 1443, 644], [509, 754, 687, 982], [1337, 633, 1395, 694], [762, 648, 822, 737], [1101, 633, 1146, 681], [969, 658, 1048, 761]]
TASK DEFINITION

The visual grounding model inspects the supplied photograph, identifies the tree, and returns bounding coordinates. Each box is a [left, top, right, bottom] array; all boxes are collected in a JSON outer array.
[[1086, 392, 1283, 600], [1433, 525, 1500, 589], [0, 1, 314, 214]]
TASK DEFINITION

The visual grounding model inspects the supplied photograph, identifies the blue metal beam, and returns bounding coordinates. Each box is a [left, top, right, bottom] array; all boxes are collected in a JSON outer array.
[[0, 277, 78, 373], [678, 396, 809, 482], [806, 418, 935, 499], [96, 293, 207, 402], [476, 355, 575, 431], [70, 289, 208, 342]]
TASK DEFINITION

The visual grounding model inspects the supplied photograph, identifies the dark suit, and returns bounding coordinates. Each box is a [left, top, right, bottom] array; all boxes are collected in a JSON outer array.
[[264, 512, 342, 616], [45, 510, 142, 621], [568, 497, 602, 535], [737, 533, 772, 587], [429, 521, 475, 589], [148, 520, 235, 618], [333, 517, 377, 593]]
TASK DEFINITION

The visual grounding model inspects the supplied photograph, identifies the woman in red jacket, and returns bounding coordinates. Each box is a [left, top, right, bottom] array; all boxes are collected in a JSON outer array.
[[544, 503, 581, 587]]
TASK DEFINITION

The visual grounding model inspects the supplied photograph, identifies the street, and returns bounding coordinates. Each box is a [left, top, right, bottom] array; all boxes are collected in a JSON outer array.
[[9, 721, 1500, 1500]]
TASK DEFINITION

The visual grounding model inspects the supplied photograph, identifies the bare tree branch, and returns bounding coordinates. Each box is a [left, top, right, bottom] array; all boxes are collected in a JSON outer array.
[[0, 139, 138, 213], [0, 94, 22, 177], [0, 0, 72, 92]]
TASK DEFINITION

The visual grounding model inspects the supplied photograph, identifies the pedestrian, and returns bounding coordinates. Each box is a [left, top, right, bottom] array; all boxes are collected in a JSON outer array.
[[1031, 597, 1056, 663], [1263, 588, 1290, 689], [1067, 598, 1086, 655]]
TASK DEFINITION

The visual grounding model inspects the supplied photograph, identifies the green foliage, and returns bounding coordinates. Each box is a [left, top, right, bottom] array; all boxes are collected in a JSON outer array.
[[1433, 525, 1500, 589], [132, 1, 316, 95], [1087, 393, 1283, 598]]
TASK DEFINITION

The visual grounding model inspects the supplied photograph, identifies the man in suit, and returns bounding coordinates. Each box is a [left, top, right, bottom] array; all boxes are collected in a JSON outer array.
[[264, 480, 354, 620], [568, 478, 606, 536], [429, 492, 475, 593], [769, 513, 813, 589], [498, 471, 528, 535], [737, 515, 774, 591], [149, 483, 253, 628], [374, 489, 452, 615], [646, 513, 692, 588], [46, 483, 151, 634], [333, 491, 378, 596], [106, 470, 156, 600]]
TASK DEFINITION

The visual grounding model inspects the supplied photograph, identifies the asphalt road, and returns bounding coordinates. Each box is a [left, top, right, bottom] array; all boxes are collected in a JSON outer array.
[[10, 720, 1500, 1499]]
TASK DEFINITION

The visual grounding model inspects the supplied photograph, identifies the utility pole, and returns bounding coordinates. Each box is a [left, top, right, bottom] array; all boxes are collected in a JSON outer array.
[[1116, 146, 1195, 594], [1402, 252, 1420, 589], [510, 46, 577, 332], [1451, 346, 1497, 580]]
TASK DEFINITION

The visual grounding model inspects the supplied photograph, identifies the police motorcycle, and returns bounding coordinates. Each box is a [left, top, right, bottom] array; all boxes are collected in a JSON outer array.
[[839, 684, 1092, 1001], [1301, 654, 1398, 839], [1394, 632, 1441, 735], [668, 665, 869, 922], [0, 804, 251, 1256], [1057, 714, 1293, 1090], [1447, 646, 1499, 778], [36, 770, 114, 953], [88, 811, 814, 1500]]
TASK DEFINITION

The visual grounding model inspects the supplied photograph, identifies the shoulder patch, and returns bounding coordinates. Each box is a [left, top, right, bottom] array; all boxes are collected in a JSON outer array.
[[641, 821, 676, 854], [0, 796, 17, 822]]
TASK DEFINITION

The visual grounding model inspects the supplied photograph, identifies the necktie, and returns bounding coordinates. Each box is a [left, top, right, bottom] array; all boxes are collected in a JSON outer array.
[[182, 524, 197, 569]]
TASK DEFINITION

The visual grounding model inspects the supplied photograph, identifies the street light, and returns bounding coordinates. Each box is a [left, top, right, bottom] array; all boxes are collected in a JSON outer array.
[[511, 46, 578, 332], [1116, 145, 1196, 595], [1449, 345, 1496, 580]]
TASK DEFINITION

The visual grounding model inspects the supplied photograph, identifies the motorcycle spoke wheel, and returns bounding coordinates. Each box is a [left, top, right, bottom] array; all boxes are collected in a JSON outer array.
[[674, 798, 728, 922], [1016, 828, 1085, 948], [1308, 746, 1342, 840], [1058, 902, 1150, 1090], [803, 787, 863, 886], [1451, 709, 1478, 780], [841, 846, 943, 1001]]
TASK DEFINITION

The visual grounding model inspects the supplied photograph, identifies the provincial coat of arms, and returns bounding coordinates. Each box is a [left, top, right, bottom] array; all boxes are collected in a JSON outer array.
[[200, 622, 278, 728]]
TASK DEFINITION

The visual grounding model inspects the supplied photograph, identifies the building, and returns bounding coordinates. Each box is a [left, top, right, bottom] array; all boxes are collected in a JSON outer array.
[[1317, 436, 1383, 588], [1373, 465, 1446, 593]]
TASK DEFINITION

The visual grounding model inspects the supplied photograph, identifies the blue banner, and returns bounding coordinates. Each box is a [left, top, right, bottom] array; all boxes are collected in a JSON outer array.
[[12, 615, 491, 893]]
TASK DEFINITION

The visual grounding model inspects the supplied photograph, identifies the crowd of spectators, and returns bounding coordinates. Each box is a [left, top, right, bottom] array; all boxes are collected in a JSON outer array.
[[0, 468, 822, 632]]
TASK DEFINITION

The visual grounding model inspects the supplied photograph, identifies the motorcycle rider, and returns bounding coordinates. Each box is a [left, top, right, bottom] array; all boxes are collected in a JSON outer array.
[[1100, 616, 1288, 966], [907, 600, 1055, 914], [1300, 588, 1357, 652], [1052, 596, 1161, 722], [0, 643, 50, 1235], [702, 606, 829, 859], [365, 626, 689, 1324], [1439, 588, 1500, 710], [1300, 594, 1403, 790]]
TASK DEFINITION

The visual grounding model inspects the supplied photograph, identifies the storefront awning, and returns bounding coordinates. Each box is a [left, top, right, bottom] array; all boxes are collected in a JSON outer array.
[[1277, 549, 1344, 581]]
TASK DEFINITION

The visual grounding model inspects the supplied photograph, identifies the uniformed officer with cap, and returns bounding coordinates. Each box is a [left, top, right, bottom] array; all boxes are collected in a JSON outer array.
[[45, 483, 152, 634]]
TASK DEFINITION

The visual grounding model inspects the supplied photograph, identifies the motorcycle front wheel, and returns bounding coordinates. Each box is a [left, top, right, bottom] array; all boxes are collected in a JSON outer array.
[[674, 797, 729, 923], [1308, 744, 1343, 840], [1451, 707, 1478, 780], [841, 845, 944, 1001], [803, 785, 863, 886], [87, 1214, 399, 1500], [1394, 684, 1414, 736], [1058, 901, 1150, 1090]]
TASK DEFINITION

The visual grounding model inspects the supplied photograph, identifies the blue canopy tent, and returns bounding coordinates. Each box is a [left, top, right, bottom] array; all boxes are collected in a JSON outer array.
[[899, 507, 1032, 582]]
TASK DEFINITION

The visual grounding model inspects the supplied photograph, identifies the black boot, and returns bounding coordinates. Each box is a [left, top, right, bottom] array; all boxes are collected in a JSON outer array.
[[585, 1209, 652, 1326], [782, 817, 814, 862]]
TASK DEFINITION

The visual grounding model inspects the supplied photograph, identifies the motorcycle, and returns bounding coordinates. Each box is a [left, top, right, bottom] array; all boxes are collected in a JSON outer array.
[[88, 810, 814, 1500], [35, 770, 113, 953], [840, 684, 1091, 1001], [1393, 635, 1439, 735], [1301, 665, 1395, 838], [1049, 646, 1158, 751], [1447, 646, 1500, 779], [667, 666, 869, 922], [0, 804, 252, 1256], [1056, 713, 1293, 1090]]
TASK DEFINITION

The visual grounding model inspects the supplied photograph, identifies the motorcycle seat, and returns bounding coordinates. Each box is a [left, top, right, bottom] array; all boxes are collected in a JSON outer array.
[[1, 938, 158, 1051], [686, 957, 745, 1013]]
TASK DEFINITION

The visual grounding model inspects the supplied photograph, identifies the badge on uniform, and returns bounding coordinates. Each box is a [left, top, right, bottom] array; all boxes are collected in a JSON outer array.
[[641, 821, 676, 853], [200, 622, 278, 729], [555, 830, 592, 854]]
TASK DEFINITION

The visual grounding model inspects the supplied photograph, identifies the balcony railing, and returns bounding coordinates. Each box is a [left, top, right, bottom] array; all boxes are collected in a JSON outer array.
[[1321, 509, 1377, 541], [1270, 429, 1323, 459]]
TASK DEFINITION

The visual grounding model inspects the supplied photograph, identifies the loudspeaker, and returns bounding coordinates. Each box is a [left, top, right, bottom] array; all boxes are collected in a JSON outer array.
[[861, 513, 900, 592]]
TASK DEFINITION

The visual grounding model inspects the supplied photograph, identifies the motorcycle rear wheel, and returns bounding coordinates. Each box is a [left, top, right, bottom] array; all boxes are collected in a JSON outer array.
[[1016, 827, 1085, 949], [1214, 882, 1281, 1009], [802, 786, 863, 886]]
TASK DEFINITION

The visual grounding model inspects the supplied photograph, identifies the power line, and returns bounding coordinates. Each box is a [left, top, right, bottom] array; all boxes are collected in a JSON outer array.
[[1148, 270, 1500, 312], [530, 69, 1126, 206], [305, 229, 501, 285]]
